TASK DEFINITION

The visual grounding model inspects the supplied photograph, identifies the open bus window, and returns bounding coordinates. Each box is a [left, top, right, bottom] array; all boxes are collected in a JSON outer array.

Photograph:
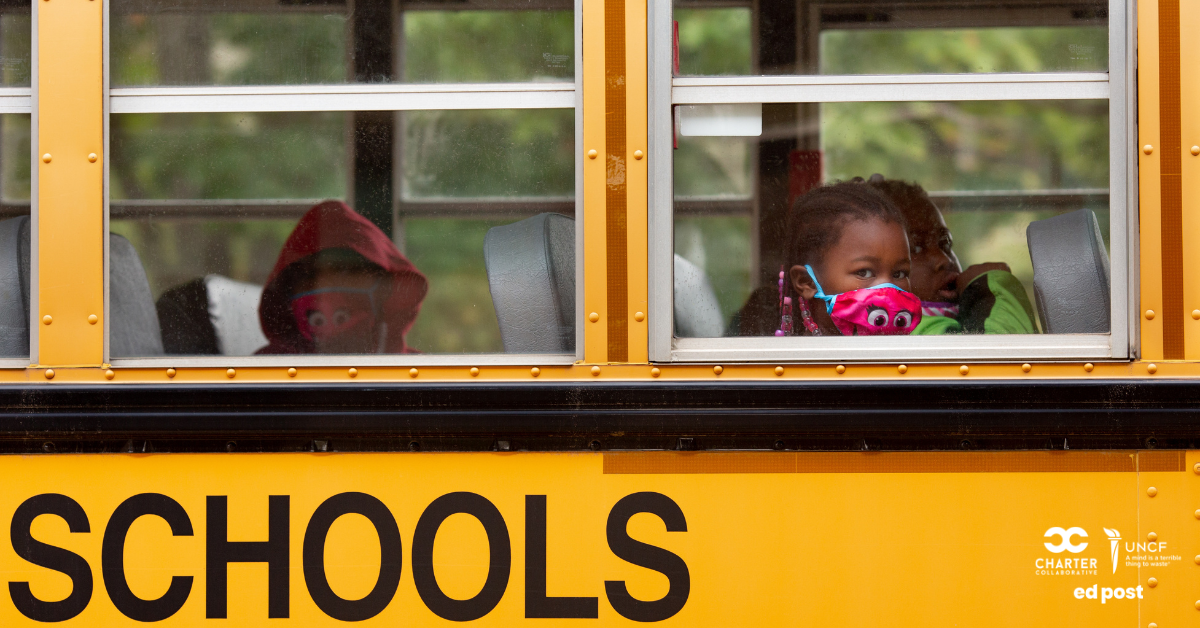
[[110, 0, 573, 86], [660, 0, 1128, 361], [109, 107, 574, 358]]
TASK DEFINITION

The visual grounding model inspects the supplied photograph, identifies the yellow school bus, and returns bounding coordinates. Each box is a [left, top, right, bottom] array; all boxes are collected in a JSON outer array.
[[0, 0, 1195, 624]]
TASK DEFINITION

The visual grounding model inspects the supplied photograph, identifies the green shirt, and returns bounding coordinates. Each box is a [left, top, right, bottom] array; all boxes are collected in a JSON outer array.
[[913, 270, 1039, 335]]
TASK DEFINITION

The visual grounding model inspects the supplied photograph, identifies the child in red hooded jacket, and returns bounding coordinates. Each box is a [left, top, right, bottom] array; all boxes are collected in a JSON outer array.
[[257, 201, 429, 354]]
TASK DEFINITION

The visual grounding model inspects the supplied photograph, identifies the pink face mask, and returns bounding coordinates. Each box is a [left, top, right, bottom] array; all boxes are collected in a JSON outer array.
[[290, 286, 379, 342], [805, 265, 922, 336]]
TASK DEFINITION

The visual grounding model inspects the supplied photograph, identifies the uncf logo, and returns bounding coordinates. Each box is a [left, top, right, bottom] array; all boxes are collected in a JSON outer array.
[[1044, 527, 1089, 553]]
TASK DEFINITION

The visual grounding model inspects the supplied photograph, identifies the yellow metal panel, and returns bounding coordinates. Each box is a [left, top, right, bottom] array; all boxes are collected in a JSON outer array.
[[623, 0, 648, 363], [36, 0, 104, 366], [1, 452, 1196, 625], [582, 0, 608, 363], [1139, 0, 1165, 360], [1181, 0, 1200, 358]]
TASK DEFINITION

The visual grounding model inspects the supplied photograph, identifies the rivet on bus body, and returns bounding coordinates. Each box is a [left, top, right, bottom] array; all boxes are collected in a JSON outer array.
[[1148, 531, 1158, 541], [650, 367, 660, 377], [43, 369, 53, 379], [1195, 509, 1200, 519], [960, 365, 969, 376], [774, 366, 784, 376], [713, 365, 723, 375], [634, 150, 644, 160], [88, 153, 97, 162], [166, 368, 176, 378], [1143, 145, 1154, 155], [1148, 363, 1158, 374], [104, 369, 114, 380], [531, 367, 540, 377], [1194, 555, 1200, 564], [1194, 462, 1200, 474], [41, 315, 51, 325], [591, 366, 601, 376], [226, 368, 235, 378], [589, 312, 599, 323], [287, 368, 297, 378], [87, 314, 97, 325], [470, 367, 479, 377], [41, 153, 50, 162], [1022, 363, 1032, 373], [1193, 309, 1200, 320], [1195, 599, 1200, 610], [835, 364, 846, 374], [634, 311, 645, 322], [1148, 577, 1158, 588], [587, 149, 598, 159], [898, 364, 907, 374], [1084, 363, 1094, 372], [1148, 487, 1158, 497], [1192, 146, 1200, 156], [1150, 623, 1158, 628], [1146, 309, 1156, 320], [409, 368, 418, 378], [348, 368, 358, 378]]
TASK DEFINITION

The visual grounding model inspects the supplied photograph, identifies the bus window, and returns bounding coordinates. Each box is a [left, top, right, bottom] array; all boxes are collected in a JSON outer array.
[[111, 0, 573, 86], [108, 0, 578, 360], [662, 0, 1126, 361], [674, 0, 1106, 77], [0, 113, 29, 358]]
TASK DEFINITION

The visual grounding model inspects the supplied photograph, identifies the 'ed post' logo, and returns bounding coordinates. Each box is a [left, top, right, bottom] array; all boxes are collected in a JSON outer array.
[[1044, 527, 1089, 553]]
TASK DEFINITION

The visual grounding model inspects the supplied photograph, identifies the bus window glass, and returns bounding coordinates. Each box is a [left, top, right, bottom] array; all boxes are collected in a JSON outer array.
[[110, 109, 574, 357], [110, 0, 573, 86], [673, 99, 1109, 338], [0, 1, 29, 87], [674, 0, 1107, 76], [0, 114, 30, 358]]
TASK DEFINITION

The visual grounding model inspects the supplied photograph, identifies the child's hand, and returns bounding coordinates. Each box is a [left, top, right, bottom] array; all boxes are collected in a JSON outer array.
[[956, 262, 1011, 294]]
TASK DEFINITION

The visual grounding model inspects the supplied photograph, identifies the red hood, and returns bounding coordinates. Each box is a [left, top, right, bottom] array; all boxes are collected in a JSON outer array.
[[257, 200, 428, 354]]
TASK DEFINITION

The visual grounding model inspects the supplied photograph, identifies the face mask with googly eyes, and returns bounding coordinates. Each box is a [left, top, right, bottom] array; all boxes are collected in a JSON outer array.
[[804, 265, 922, 336]]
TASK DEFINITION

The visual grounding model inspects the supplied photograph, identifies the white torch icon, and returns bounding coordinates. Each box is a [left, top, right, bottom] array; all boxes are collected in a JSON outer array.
[[1104, 528, 1121, 574]]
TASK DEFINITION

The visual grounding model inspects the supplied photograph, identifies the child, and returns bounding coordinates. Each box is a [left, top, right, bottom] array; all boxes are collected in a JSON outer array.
[[730, 181, 922, 336], [257, 200, 429, 354], [865, 175, 1039, 335]]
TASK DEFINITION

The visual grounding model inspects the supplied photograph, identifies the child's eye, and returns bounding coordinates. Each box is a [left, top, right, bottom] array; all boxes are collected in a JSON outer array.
[[854, 268, 875, 279], [893, 269, 909, 280]]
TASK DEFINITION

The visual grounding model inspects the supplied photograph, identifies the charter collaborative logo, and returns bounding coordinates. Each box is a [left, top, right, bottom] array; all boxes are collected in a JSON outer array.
[[1036, 527, 1098, 575], [1044, 527, 1088, 553]]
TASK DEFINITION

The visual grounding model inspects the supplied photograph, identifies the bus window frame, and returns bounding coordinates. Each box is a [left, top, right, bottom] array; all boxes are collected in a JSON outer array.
[[100, 0, 585, 367], [647, 0, 1138, 363]]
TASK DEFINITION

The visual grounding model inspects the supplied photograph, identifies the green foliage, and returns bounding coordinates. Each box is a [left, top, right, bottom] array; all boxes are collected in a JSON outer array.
[[675, 217, 752, 324], [820, 27, 1107, 75], [404, 109, 574, 198], [2, 114, 29, 201], [404, 11, 573, 82], [674, 136, 752, 198], [675, 8, 751, 76], [403, 219, 506, 353], [1, 12, 30, 87]]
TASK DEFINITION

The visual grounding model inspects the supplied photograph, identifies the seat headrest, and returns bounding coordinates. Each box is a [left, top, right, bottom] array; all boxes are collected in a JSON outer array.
[[110, 233, 165, 356], [673, 254, 725, 337], [1026, 208, 1110, 334], [484, 213, 575, 353]]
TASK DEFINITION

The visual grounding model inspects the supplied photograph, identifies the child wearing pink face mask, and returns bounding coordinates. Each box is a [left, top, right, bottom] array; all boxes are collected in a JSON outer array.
[[257, 201, 428, 355], [731, 181, 921, 337]]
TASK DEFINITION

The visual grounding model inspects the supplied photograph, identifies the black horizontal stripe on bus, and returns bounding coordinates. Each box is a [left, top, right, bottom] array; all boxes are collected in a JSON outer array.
[[0, 380, 1192, 452]]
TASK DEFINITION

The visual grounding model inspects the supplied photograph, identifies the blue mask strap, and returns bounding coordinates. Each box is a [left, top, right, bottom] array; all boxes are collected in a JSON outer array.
[[289, 279, 383, 311], [803, 265, 836, 314]]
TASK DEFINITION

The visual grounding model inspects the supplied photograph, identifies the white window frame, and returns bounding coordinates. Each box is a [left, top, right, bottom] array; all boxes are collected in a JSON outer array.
[[648, 0, 1137, 363], [104, 0, 584, 367]]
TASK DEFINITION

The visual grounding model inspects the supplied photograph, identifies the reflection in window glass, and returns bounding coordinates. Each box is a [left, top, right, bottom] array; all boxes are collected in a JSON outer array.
[[110, 109, 574, 358], [0, 4, 30, 87], [820, 27, 1107, 75], [403, 109, 574, 199], [111, 3, 574, 86], [673, 100, 1108, 338], [674, 0, 1108, 76], [404, 11, 573, 83]]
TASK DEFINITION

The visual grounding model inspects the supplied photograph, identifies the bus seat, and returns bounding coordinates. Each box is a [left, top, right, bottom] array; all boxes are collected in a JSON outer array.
[[0, 216, 30, 356], [111, 233, 165, 356], [0, 216, 164, 357], [156, 275, 267, 355], [673, 254, 724, 337], [1026, 208, 1110, 334], [484, 212, 575, 353], [484, 213, 727, 351]]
